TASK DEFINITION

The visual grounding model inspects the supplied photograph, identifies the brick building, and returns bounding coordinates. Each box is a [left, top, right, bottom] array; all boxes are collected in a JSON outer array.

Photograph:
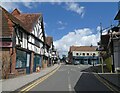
[[0, 7, 49, 78], [45, 36, 54, 67]]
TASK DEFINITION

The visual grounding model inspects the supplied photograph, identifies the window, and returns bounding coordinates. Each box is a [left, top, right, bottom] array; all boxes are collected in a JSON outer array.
[[18, 30, 23, 41], [87, 53, 89, 56], [93, 53, 96, 56], [83, 53, 85, 56], [16, 50, 27, 68], [76, 53, 79, 56], [35, 39, 40, 47]]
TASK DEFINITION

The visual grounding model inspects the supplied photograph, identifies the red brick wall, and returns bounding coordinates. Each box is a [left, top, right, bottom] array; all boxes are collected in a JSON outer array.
[[30, 52, 34, 73], [10, 48, 16, 74]]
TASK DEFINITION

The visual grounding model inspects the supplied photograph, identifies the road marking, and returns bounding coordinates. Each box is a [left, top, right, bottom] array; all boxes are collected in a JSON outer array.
[[18, 65, 61, 93], [67, 71, 72, 92], [68, 84, 72, 91], [68, 76, 72, 91], [94, 74, 119, 92], [68, 71, 70, 74]]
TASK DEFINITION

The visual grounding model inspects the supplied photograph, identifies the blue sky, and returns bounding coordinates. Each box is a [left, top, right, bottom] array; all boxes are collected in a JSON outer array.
[[28, 2, 118, 40], [1, 2, 119, 56]]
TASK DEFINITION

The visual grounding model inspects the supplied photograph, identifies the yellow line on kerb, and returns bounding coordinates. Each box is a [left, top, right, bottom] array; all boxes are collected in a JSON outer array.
[[19, 65, 61, 93], [94, 74, 119, 92]]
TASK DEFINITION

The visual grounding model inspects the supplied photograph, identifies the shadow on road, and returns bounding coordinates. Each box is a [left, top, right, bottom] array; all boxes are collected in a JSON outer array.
[[74, 73, 112, 92]]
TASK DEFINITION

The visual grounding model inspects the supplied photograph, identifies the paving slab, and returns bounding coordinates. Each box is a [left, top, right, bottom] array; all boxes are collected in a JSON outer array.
[[1, 64, 59, 91]]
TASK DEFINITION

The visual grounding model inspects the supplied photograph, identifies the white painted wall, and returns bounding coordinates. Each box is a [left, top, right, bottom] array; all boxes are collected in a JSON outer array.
[[73, 51, 98, 56], [22, 33, 27, 49], [15, 17, 45, 55], [114, 39, 120, 72]]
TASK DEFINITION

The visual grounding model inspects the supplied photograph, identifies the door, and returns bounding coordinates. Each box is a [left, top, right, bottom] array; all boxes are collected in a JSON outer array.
[[26, 53, 31, 74], [33, 55, 42, 72]]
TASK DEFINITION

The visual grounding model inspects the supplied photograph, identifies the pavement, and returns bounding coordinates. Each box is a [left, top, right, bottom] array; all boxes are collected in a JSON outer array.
[[98, 73, 120, 90], [1, 64, 59, 92], [81, 64, 120, 90]]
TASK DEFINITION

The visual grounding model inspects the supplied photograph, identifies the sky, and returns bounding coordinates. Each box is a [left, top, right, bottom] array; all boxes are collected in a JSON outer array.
[[0, 2, 119, 57]]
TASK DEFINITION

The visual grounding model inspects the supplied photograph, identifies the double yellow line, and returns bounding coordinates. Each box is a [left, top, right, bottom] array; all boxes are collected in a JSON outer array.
[[18, 65, 61, 93], [94, 74, 120, 92]]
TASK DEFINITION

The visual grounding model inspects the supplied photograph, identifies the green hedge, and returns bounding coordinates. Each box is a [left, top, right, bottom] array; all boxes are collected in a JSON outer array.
[[105, 57, 112, 71]]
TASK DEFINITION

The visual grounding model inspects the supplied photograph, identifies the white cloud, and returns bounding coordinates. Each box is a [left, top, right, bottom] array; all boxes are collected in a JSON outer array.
[[54, 27, 100, 57], [65, 2, 85, 18], [1, 0, 118, 2], [23, 3, 33, 8], [0, 2, 38, 12], [0, 2, 20, 12], [44, 21, 47, 29], [22, 2, 39, 9], [57, 20, 67, 30], [97, 26, 108, 35], [58, 21, 63, 25], [57, 20, 67, 25]]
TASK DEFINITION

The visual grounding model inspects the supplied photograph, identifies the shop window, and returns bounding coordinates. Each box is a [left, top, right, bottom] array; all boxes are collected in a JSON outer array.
[[16, 50, 27, 68]]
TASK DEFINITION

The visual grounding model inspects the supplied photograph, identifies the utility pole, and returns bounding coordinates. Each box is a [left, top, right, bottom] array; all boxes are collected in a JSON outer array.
[[100, 22, 104, 73], [110, 24, 115, 73]]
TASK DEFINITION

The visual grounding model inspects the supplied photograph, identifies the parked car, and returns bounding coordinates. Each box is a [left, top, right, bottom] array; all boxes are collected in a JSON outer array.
[[74, 61, 79, 65]]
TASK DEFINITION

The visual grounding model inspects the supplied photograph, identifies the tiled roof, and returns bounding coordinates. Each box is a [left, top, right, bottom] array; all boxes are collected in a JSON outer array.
[[69, 46, 97, 52], [12, 9, 41, 33], [45, 36, 53, 46], [114, 10, 120, 20], [0, 7, 28, 36]]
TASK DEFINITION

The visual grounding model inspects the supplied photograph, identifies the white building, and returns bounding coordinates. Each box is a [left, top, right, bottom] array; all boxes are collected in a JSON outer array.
[[68, 46, 99, 65]]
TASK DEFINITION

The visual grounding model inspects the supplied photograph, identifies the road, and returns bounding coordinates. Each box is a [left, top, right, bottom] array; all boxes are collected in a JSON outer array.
[[26, 64, 113, 92]]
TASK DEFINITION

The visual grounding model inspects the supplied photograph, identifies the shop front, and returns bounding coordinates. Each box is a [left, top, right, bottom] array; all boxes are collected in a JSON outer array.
[[16, 49, 31, 75], [73, 56, 99, 65]]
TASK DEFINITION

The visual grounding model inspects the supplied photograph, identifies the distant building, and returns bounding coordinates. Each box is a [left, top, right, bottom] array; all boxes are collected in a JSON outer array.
[[52, 49, 59, 64], [45, 36, 54, 66], [68, 46, 99, 65]]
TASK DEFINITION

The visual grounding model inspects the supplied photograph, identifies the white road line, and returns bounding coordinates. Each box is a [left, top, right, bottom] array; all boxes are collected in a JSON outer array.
[[68, 76, 72, 91], [68, 84, 72, 91], [68, 71, 70, 74], [68, 70, 72, 91]]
